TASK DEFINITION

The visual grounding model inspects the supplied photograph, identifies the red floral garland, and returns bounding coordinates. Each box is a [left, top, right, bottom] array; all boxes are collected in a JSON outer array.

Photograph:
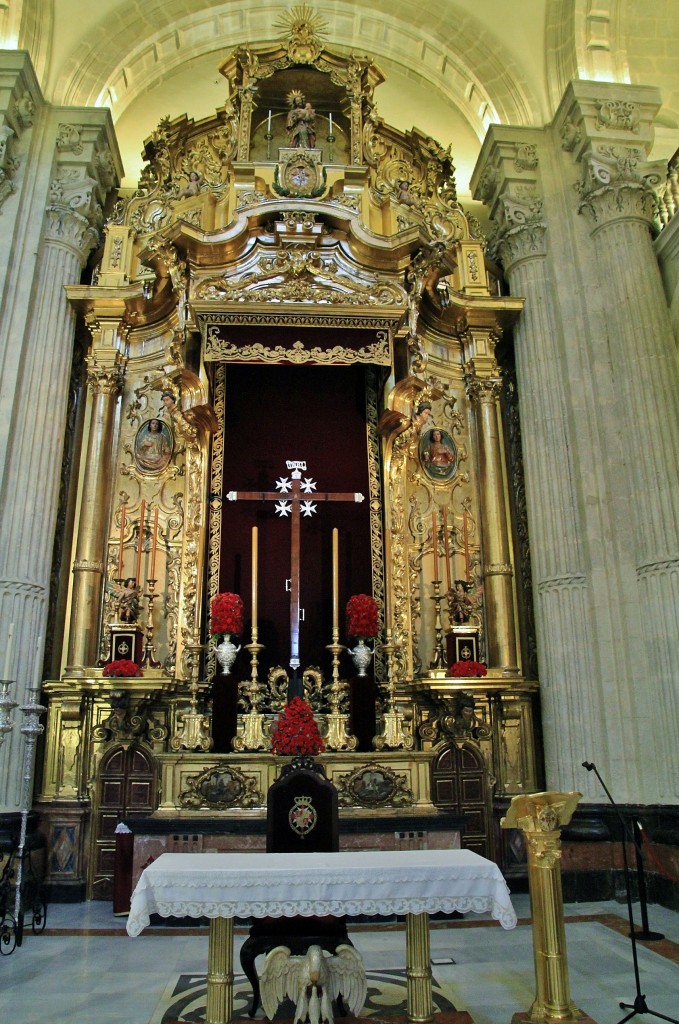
[[269, 697, 325, 756], [448, 660, 487, 678], [103, 659, 143, 678], [345, 593, 379, 639], [210, 592, 244, 636]]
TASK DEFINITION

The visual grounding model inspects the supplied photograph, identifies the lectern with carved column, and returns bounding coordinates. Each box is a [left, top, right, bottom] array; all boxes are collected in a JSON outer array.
[[503, 792, 596, 1024]]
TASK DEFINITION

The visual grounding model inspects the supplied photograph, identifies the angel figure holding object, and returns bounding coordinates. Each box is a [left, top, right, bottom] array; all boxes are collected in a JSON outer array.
[[261, 944, 366, 1024], [107, 577, 141, 623]]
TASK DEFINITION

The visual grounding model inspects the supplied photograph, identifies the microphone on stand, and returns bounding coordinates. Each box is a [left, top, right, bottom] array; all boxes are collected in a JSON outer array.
[[582, 761, 594, 771]]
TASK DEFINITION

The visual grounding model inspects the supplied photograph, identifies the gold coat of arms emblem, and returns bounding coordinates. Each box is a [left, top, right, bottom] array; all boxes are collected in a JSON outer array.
[[289, 795, 317, 837]]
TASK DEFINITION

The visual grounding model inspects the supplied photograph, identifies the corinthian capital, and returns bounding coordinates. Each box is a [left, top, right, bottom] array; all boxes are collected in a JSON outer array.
[[463, 364, 503, 403], [85, 359, 125, 396], [491, 186, 547, 270], [45, 169, 104, 263], [575, 144, 658, 227]]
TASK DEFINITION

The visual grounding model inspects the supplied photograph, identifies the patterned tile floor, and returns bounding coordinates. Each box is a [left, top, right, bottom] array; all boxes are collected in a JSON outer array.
[[2, 895, 679, 1024]]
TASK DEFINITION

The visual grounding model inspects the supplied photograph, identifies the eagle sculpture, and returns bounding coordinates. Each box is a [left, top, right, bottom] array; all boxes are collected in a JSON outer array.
[[260, 943, 366, 1024]]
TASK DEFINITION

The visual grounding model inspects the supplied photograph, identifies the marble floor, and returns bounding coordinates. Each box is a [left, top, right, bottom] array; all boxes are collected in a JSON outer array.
[[2, 895, 679, 1024]]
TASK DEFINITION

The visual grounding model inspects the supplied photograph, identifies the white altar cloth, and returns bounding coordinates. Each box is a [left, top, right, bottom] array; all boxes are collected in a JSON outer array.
[[127, 848, 517, 935]]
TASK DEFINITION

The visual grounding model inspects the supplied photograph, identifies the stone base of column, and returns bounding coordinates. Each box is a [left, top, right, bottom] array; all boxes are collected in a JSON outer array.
[[512, 1011, 599, 1024]]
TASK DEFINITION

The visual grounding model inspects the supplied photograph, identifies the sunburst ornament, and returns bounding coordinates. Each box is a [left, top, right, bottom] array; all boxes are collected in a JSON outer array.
[[274, 5, 327, 64]]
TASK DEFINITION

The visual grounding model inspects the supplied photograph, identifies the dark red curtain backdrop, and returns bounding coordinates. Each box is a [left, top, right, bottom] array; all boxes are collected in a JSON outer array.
[[211, 363, 374, 747]]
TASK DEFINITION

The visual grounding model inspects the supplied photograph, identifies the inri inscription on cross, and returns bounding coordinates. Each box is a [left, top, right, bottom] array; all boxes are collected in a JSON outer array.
[[227, 461, 364, 672]]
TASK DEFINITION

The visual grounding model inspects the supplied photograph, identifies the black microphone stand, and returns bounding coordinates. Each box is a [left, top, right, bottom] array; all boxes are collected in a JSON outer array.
[[582, 761, 678, 1024]]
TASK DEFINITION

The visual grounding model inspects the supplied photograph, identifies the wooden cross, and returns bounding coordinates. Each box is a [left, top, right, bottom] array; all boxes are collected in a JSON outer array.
[[227, 460, 364, 675]]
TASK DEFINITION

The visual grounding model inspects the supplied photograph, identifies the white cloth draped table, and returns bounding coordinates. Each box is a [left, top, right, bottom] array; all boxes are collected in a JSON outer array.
[[127, 848, 517, 1024]]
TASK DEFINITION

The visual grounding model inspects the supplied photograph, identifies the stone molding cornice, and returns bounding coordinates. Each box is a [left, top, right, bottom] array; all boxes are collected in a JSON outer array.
[[553, 80, 662, 166]]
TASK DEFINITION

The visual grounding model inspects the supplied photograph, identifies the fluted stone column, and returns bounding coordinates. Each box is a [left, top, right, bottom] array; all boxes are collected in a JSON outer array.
[[65, 350, 125, 674], [0, 106, 121, 812], [463, 340, 519, 672], [471, 132, 598, 790]]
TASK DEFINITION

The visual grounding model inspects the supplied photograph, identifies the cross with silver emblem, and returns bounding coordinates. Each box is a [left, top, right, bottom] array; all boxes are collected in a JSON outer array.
[[227, 461, 364, 681]]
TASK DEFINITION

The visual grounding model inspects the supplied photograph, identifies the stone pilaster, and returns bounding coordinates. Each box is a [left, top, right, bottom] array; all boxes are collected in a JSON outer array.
[[0, 106, 121, 812], [462, 333, 519, 672], [557, 81, 679, 801], [65, 350, 125, 674], [471, 127, 597, 791]]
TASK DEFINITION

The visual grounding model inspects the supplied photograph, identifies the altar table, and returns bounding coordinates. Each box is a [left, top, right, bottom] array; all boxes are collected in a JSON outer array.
[[127, 848, 517, 1024]]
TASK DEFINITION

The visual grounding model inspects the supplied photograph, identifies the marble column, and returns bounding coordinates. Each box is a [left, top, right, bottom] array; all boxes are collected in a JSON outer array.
[[472, 135, 597, 790], [0, 108, 120, 812]]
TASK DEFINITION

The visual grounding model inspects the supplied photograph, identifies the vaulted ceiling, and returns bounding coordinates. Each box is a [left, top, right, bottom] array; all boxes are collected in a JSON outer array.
[[2, 1, 678, 196]]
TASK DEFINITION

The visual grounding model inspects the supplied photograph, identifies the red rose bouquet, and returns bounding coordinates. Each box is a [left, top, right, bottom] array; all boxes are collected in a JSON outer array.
[[103, 659, 143, 677], [269, 697, 325, 756], [448, 660, 487, 678], [210, 592, 244, 636], [345, 594, 379, 639]]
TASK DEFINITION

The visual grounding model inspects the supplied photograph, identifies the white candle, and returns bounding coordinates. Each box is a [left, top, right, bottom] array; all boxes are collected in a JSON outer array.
[[252, 526, 258, 625], [3, 622, 14, 680], [329, 112, 333, 133], [267, 109, 272, 132], [332, 528, 339, 630], [33, 635, 43, 689]]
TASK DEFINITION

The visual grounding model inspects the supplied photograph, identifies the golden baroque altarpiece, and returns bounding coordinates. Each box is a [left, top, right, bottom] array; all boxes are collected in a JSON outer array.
[[38, 8, 539, 898]]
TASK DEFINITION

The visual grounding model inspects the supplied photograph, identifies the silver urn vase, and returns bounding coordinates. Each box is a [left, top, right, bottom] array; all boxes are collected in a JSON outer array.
[[215, 634, 240, 675], [348, 638, 373, 677]]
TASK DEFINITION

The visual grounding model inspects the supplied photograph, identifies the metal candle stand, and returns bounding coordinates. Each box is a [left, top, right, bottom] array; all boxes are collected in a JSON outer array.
[[0, 675, 47, 955]]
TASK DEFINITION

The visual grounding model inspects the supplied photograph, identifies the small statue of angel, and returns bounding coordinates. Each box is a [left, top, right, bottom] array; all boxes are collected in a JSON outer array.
[[106, 577, 141, 623], [261, 943, 366, 1024]]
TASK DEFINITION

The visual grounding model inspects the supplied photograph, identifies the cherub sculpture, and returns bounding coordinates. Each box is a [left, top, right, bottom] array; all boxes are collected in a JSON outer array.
[[261, 944, 366, 1024]]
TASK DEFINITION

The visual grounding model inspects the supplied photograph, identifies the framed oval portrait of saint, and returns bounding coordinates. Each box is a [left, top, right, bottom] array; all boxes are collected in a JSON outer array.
[[134, 418, 173, 475], [419, 427, 457, 483]]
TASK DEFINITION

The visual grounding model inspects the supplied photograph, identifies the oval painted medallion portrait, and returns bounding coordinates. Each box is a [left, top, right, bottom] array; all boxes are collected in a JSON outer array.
[[419, 427, 457, 483], [134, 418, 173, 475]]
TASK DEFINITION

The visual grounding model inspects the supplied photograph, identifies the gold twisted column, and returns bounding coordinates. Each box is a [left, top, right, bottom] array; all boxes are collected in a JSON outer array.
[[503, 791, 595, 1024], [465, 357, 519, 672], [206, 917, 234, 1024], [405, 911, 434, 1024], [65, 347, 125, 673]]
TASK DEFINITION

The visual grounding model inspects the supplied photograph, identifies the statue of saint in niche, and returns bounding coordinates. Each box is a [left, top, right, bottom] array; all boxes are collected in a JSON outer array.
[[134, 418, 173, 474], [286, 91, 317, 148]]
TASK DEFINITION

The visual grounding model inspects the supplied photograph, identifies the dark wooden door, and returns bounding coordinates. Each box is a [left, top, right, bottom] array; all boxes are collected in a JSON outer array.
[[431, 743, 493, 859], [91, 745, 156, 900]]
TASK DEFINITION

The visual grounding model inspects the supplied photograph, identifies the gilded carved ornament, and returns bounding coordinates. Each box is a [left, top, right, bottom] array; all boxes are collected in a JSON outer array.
[[335, 761, 413, 808], [178, 764, 262, 810]]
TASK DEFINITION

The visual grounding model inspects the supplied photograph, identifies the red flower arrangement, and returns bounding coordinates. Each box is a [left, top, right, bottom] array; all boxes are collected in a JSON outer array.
[[103, 659, 143, 678], [346, 594, 379, 639], [448, 660, 487, 678], [269, 697, 325, 757], [210, 592, 244, 636]]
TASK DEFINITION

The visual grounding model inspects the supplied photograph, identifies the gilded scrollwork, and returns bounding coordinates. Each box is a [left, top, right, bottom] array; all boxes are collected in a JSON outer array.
[[178, 764, 261, 809], [335, 761, 413, 808]]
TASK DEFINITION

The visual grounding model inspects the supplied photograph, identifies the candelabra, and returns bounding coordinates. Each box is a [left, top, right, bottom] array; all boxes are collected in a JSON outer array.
[[232, 625, 268, 752], [170, 635, 211, 752], [429, 579, 447, 670], [0, 671, 47, 955], [373, 629, 413, 750], [140, 579, 160, 668], [324, 627, 357, 751]]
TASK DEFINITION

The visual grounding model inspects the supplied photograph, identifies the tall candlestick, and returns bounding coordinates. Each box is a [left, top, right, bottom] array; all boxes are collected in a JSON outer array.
[[135, 500, 146, 586], [463, 510, 470, 582], [33, 635, 43, 690], [432, 510, 440, 584], [3, 622, 14, 680], [441, 506, 452, 590], [251, 526, 258, 625], [332, 528, 339, 630], [149, 505, 159, 580], [117, 505, 126, 579], [267, 109, 272, 132]]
